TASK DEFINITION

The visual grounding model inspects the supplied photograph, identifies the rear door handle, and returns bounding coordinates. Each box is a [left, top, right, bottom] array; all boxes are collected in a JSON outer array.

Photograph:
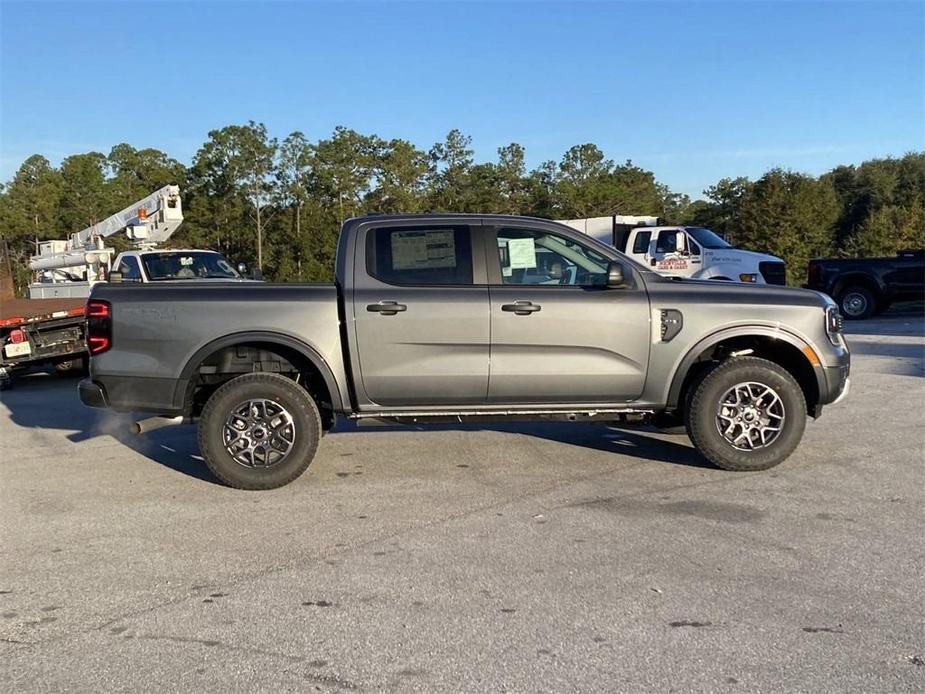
[[501, 301, 541, 315], [367, 301, 407, 315]]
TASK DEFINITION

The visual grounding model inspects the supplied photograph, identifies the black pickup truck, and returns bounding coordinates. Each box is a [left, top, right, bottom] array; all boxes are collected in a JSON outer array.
[[805, 249, 924, 319]]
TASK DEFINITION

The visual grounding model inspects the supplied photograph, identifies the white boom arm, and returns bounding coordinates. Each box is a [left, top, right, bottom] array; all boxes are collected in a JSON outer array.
[[71, 184, 183, 247], [29, 185, 183, 272]]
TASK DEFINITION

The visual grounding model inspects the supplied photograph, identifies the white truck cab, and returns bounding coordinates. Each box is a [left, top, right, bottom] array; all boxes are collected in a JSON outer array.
[[111, 249, 246, 283], [627, 226, 786, 284], [560, 216, 787, 285]]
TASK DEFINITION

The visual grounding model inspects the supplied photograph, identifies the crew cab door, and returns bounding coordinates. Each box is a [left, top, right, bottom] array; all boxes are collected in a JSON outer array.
[[648, 229, 696, 278], [485, 225, 650, 403], [351, 222, 490, 407]]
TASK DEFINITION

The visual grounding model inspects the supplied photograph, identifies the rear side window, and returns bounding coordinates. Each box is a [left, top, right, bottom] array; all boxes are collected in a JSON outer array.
[[366, 226, 473, 285], [632, 231, 651, 254], [118, 256, 142, 281]]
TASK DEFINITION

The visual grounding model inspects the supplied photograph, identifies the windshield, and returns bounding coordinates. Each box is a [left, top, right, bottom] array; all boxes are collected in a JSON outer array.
[[140, 252, 240, 281], [685, 227, 731, 249]]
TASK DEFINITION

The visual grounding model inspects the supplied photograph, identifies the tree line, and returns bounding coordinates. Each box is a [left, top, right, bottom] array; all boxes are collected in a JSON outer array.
[[0, 121, 922, 291]]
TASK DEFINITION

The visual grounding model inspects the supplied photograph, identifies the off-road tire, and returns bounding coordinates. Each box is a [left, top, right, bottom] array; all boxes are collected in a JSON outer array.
[[198, 373, 322, 490], [685, 357, 806, 471], [837, 285, 876, 320]]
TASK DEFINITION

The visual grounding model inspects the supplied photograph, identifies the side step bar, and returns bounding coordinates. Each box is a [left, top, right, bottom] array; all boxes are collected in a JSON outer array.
[[351, 408, 655, 426]]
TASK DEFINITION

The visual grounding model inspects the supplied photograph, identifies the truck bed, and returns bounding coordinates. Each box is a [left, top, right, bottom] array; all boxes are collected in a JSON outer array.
[[0, 297, 86, 327], [87, 281, 346, 413]]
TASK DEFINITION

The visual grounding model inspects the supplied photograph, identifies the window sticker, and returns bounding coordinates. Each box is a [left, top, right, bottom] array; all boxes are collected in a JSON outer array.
[[507, 237, 537, 269], [391, 230, 457, 270], [180, 256, 194, 266]]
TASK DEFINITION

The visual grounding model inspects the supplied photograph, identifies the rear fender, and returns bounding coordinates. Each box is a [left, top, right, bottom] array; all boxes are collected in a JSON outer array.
[[176, 331, 344, 413]]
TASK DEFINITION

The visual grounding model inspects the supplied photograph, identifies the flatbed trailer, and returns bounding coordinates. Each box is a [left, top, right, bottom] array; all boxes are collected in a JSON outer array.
[[0, 297, 87, 388]]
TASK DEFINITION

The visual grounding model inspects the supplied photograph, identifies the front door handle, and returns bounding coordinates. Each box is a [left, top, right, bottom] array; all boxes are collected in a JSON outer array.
[[367, 301, 407, 316], [501, 301, 541, 315]]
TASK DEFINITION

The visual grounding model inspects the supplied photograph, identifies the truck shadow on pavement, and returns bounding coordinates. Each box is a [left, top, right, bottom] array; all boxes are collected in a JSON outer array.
[[331, 419, 715, 470], [2, 373, 712, 485]]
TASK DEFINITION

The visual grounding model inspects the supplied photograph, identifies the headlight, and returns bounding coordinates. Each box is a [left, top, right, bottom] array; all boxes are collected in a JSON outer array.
[[825, 305, 843, 345], [738, 273, 758, 283]]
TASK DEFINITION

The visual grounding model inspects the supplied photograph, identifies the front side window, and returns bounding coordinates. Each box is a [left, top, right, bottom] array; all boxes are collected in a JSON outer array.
[[495, 228, 610, 287], [655, 230, 682, 254], [367, 226, 472, 285]]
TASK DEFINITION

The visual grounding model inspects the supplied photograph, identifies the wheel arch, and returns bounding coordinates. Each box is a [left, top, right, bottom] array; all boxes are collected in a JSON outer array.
[[667, 327, 824, 417], [176, 331, 344, 416], [831, 272, 885, 301]]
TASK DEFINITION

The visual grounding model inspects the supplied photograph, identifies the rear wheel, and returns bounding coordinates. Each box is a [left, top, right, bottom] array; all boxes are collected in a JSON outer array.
[[838, 285, 876, 320], [685, 357, 806, 471], [55, 356, 89, 377], [198, 373, 321, 490]]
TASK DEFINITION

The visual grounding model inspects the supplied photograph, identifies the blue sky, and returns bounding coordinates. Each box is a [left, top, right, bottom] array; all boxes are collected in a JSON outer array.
[[1, 0, 922, 199]]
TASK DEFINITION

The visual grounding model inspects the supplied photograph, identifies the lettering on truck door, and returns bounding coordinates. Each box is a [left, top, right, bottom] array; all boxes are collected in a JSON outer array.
[[651, 229, 691, 278]]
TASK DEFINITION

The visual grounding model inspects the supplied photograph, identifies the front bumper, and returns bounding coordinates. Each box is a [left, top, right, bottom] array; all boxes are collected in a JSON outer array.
[[830, 376, 850, 406], [819, 360, 850, 407], [78, 379, 108, 409]]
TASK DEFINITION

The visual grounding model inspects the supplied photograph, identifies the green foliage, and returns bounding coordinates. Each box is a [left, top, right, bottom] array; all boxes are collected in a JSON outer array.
[[735, 169, 839, 284], [0, 123, 921, 293]]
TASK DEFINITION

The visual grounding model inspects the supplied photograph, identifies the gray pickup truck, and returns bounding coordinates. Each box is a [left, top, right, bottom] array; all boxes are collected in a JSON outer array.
[[80, 214, 850, 489]]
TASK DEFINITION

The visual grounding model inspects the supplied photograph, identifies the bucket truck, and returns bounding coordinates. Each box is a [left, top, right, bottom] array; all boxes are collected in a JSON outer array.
[[28, 184, 185, 298], [3, 185, 243, 388]]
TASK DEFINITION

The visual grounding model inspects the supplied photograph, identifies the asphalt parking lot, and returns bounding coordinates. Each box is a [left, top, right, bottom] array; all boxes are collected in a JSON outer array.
[[1, 311, 923, 692]]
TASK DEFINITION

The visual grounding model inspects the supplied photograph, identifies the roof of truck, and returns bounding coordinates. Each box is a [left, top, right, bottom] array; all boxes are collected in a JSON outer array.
[[349, 212, 558, 221], [121, 248, 224, 255]]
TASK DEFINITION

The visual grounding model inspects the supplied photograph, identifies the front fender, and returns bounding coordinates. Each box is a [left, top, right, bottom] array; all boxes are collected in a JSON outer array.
[[665, 325, 825, 410]]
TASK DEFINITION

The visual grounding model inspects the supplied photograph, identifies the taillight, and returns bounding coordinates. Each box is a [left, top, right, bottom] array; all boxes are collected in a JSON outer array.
[[9, 328, 25, 344], [86, 299, 111, 355], [807, 261, 820, 285]]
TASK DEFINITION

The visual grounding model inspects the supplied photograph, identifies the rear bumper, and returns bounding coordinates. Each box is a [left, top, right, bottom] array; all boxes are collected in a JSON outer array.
[[79, 375, 186, 414], [78, 379, 108, 409]]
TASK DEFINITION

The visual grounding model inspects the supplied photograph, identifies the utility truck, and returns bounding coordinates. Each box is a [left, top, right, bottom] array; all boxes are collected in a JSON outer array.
[[81, 213, 849, 489], [560, 215, 787, 285], [29, 185, 186, 298], [2, 186, 243, 388]]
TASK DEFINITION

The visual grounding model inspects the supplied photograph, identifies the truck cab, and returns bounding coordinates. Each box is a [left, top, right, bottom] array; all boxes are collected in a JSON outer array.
[[624, 226, 787, 285], [110, 249, 246, 283]]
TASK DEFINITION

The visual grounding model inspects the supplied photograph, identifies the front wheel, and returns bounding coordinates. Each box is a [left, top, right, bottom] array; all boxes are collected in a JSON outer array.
[[198, 373, 322, 489], [685, 357, 806, 471]]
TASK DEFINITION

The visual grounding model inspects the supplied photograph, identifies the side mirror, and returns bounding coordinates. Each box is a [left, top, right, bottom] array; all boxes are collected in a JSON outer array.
[[606, 261, 627, 288], [237, 262, 248, 276], [108, 270, 123, 283]]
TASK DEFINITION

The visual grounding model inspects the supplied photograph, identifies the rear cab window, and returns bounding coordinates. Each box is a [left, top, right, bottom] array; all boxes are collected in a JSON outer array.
[[366, 226, 473, 285]]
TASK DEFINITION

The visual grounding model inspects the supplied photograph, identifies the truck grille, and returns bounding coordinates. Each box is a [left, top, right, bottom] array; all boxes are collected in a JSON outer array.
[[759, 261, 786, 285]]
